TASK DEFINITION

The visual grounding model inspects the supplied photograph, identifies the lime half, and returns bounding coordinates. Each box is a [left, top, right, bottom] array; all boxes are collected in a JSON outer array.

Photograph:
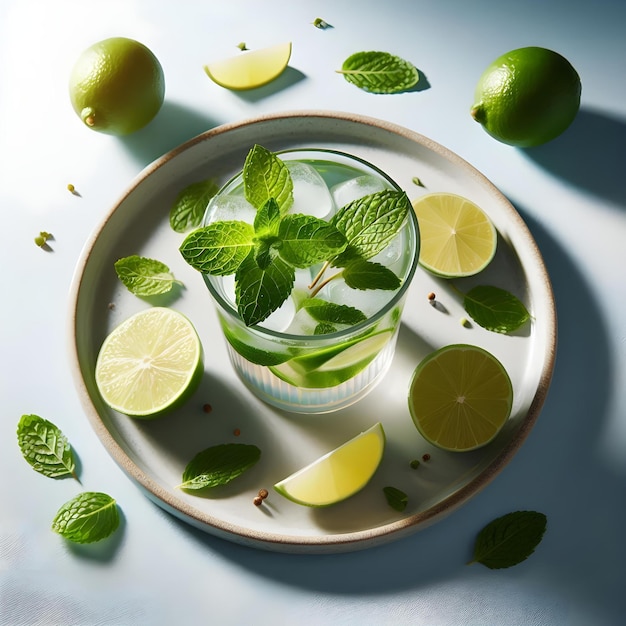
[[274, 423, 385, 507], [95, 308, 203, 418], [412, 193, 497, 278], [408, 344, 513, 452], [204, 42, 292, 90]]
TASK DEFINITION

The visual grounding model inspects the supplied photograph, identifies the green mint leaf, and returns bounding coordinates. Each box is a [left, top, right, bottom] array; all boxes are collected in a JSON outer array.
[[235, 251, 295, 326], [343, 259, 401, 291], [253, 238, 279, 270], [278, 214, 347, 268], [179, 221, 255, 275], [221, 323, 292, 365], [254, 197, 282, 236], [338, 51, 419, 94], [169, 179, 219, 233], [300, 297, 367, 325], [383, 486, 408, 512], [114, 255, 179, 296], [469, 511, 547, 569], [331, 190, 410, 266], [179, 443, 261, 490], [314, 322, 337, 335], [463, 285, 530, 334], [52, 492, 120, 544], [243, 144, 293, 213], [17, 414, 78, 480]]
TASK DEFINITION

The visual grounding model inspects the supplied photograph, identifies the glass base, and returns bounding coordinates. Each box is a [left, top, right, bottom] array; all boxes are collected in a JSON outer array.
[[225, 335, 397, 414]]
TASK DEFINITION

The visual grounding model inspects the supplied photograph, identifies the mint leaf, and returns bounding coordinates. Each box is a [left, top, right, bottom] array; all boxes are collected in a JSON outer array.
[[331, 190, 410, 266], [314, 322, 337, 335], [180, 221, 255, 275], [243, 144, 293, 212], [383, 486, 408, 512], [235, 251, 295, 326], [300, 298, 367, 325], [169, 179, 219, 233], [278, 214, 347, 267], [254, 197, 282, 236], [52, 492, 120, 544], [463, 285, 530, 334], [338, 51, 419, 94], [17, 414, 78, 480], [343, 259, 401, 291], [179, 443, 261, 490], [114, 255, 179, 296], [469, 511, 547, 569]]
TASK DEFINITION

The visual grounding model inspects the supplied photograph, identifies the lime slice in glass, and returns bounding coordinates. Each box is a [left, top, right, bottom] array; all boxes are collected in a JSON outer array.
[[274, 423, 385, 507], [408, 344, 513, 451], [95, 307, 203, 418], [269, 330, 393, 388], [203, 42, 292, 90], [411, 192, 497, 277]]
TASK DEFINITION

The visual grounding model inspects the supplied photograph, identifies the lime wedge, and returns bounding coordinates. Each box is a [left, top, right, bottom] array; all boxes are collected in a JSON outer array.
[[408, 344, 513, 451], [204, 42, 292, 90], [95, 307, 203, 418], [269, 330, 393, 388], [411, 192, 497, 277], [274, 423, 385, 507]]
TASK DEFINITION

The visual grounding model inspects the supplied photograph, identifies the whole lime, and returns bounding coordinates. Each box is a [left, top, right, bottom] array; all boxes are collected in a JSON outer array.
[[69, 37, 165, 135], [470, 47, 581, 147]]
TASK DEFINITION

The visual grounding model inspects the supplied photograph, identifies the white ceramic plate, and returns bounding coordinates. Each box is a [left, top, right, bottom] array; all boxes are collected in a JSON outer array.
[[68, 111, 556, 553]]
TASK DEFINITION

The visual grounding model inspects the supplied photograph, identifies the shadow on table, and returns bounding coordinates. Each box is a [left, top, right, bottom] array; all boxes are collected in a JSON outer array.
[[119, 100, 223, 166], [166, 205, 625, 620], [521, 107, 626, 208]]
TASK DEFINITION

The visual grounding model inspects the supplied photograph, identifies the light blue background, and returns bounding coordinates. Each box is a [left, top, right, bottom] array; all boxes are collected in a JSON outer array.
[[1, 1, 625, 624]]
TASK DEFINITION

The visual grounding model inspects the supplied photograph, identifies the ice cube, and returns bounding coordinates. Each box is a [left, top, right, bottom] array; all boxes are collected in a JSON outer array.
[[284, 307, 317, 336], [330, 175, 387, 210], [207, 194, 257, 224], [369, 231, 404, 267], [322, 280, 392, 318], [286, 162, 334, 219], [259, 294, 296, 333]]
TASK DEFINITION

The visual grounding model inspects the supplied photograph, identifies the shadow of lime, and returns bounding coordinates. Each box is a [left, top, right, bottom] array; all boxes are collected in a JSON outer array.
[[521, 108, 626, 208], [119, 101, 224, 166], [229, 66, 307, 104]]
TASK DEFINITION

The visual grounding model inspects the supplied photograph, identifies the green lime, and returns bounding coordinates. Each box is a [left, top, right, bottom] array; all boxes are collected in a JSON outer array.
[[408, 345, 513, 452], [411, 193, 497, 278], [470, 46, 581, 147], [95, 308, 203, 418], [274, 423, 385, 507], [69, 37, 165, 135]]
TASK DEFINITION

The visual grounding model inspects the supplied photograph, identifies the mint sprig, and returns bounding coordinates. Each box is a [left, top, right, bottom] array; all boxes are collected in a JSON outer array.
[[469, 510, 547, 569], [179, 146, 408, 327], [338, 51, 419, 94], [169, 179, 219, 233], [17, 414, 78, 481], [114, 255, 181, 297], [179, 443, 261, 490], [52, 492, 120, 544]]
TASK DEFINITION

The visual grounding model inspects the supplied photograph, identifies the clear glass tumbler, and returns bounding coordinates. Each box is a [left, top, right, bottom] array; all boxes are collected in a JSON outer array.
[[202, 148, 420, 413]]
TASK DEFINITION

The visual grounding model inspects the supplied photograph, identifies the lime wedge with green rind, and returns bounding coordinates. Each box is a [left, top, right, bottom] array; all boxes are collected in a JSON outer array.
[[274, 422, 385, 507], [221, 323, 292, 366]]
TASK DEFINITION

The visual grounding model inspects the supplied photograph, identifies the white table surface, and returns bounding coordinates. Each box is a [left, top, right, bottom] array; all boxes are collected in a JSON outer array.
[[2, 1, 625, 624]]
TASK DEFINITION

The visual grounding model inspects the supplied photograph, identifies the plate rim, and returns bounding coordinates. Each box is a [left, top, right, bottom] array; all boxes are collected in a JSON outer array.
[[67, 109, 557, 553]]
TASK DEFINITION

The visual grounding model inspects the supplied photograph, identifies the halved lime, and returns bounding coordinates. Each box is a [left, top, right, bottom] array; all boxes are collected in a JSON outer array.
[[269, 330, 393, 388], [95, 307, 203, 418], [408, 344, 513, 452], [274, 423, 385, 507], [204, 42, 292, 90], [411, 192, 497, 277]]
